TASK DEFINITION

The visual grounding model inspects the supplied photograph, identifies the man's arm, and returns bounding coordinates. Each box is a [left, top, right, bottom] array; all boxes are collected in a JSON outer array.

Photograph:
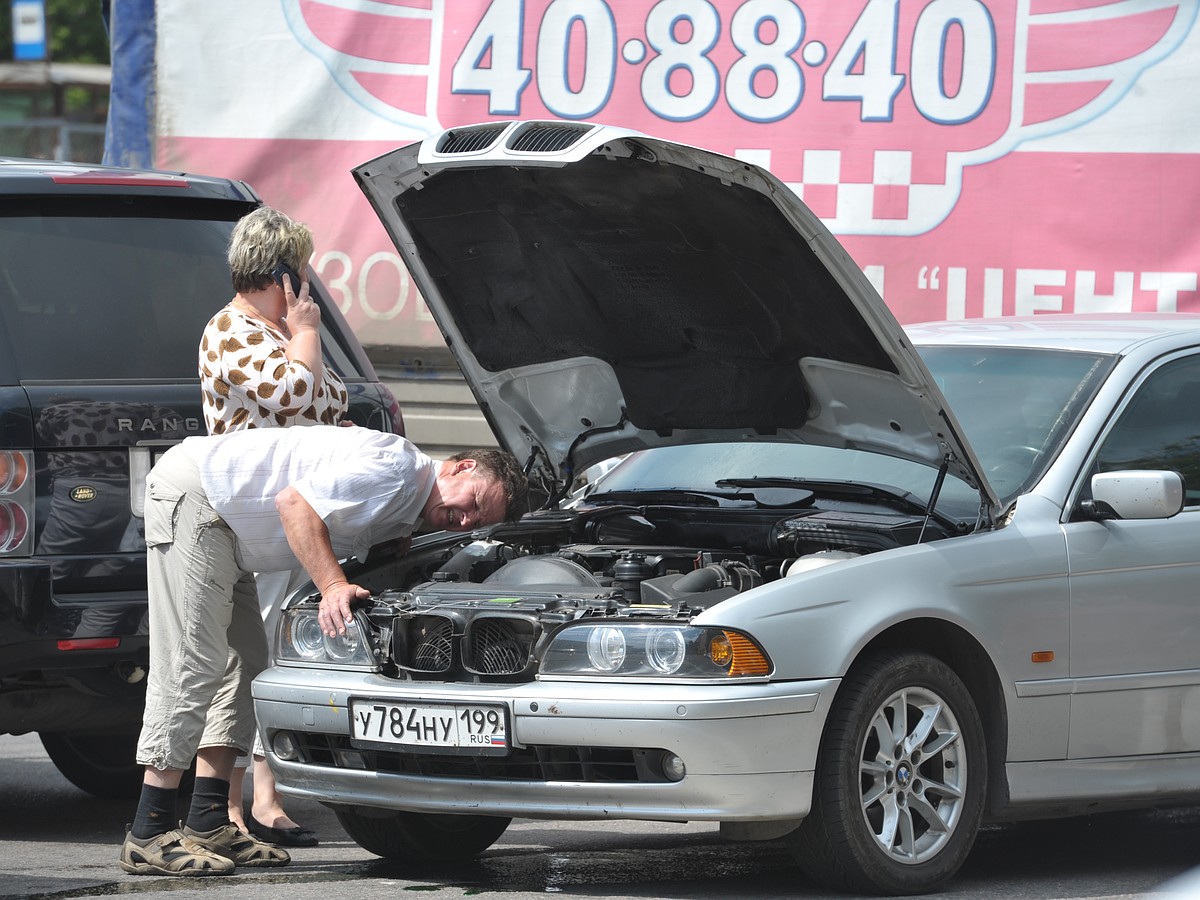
[[276, 486, 370, 637]]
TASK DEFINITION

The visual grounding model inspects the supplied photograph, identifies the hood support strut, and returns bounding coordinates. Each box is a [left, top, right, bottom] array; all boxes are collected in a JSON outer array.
[[917, 455, 951, 544]]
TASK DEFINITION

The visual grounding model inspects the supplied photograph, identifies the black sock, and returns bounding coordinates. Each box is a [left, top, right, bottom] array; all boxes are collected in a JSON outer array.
[[131, 783, 178, 840], [185, 776, 232, 833]]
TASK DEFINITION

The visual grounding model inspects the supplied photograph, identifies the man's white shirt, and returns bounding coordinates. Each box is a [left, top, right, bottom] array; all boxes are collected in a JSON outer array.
[[181, 425, 437, 572]]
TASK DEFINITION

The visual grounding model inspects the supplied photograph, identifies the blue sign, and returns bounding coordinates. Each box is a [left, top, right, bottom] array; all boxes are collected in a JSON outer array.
[[13, 0, 48, 62]]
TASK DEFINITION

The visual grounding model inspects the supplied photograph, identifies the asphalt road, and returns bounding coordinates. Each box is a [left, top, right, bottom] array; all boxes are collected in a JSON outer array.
[[2, 731, 1198, 900]]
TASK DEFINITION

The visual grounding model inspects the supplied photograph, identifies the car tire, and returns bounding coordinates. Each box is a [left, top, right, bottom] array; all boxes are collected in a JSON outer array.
[[39, 731, 144, 799], [332, 807, 512, 862], [789, 650, 986, 895]]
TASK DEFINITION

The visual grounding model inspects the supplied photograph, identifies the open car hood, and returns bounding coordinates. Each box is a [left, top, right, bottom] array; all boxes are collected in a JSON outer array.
[[354, 121, 998, 516]]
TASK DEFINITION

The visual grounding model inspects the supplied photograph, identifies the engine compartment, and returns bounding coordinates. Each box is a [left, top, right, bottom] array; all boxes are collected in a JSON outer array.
[[342, 498, 960, 683]]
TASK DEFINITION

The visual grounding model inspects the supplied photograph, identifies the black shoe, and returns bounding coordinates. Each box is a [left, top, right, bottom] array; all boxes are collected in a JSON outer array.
[[246, 814, 319, 848]]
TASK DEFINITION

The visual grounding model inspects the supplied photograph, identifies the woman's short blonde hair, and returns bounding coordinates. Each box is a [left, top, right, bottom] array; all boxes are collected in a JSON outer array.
[[228, 206, 314, 293]]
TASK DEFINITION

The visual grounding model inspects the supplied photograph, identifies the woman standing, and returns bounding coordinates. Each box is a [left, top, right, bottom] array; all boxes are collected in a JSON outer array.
[[198, 206, 349, 848], [201, 207, 347, 434]]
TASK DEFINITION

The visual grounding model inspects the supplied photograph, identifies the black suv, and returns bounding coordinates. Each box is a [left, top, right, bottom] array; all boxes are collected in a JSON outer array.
[[0, 159, 401, 797]]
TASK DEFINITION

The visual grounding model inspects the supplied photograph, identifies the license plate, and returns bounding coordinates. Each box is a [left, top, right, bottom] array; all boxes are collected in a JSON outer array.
[[349, 699, 509, 755]]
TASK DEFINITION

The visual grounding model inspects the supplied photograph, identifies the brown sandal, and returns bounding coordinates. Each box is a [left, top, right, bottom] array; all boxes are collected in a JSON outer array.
[[119, 827, 235, 876], [183, 822, 290, 867]]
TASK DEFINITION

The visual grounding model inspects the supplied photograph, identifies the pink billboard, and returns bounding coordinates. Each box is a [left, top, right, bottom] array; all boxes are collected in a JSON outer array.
[[155, 0, 1200, 346]]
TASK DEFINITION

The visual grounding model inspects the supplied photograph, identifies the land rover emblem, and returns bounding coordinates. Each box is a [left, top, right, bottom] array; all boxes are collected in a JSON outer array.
[[70, 486, 98, 503]]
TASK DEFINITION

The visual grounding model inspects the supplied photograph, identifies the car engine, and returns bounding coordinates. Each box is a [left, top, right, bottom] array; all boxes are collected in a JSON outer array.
[[334, 499, 955, 684]]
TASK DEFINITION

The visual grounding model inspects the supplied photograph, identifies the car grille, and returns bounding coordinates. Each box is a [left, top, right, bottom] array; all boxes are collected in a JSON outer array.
[[395, 614, 538, 677], [436, 123, 506, 154], [292, 733, 673, 783], [508, 123, 592, 153], [464, 617, 535, 675], [407, 615, 454, 672]]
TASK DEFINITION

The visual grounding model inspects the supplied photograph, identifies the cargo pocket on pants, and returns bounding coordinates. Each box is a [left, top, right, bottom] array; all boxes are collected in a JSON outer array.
[[144, 480, 186, 549]]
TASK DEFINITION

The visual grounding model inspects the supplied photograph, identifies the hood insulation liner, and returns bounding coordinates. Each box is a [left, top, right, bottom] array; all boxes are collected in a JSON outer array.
[[396, 154, 895, 435]]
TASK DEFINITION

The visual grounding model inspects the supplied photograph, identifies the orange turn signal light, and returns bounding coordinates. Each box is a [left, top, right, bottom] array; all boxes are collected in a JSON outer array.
[[710, 630, 770, 676], [1031, 650, 1055, 663], [0, 450, 28, 493]]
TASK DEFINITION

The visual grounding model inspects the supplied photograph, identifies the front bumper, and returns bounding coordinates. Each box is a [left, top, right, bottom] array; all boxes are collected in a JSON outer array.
[[252, 667, 837, 822]]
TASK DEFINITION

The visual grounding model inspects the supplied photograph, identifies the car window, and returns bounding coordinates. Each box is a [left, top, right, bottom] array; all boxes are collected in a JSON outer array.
[[0, 203, 365, 383], [921, 346, 1113, 502], [1095, 354, 1200, 505]]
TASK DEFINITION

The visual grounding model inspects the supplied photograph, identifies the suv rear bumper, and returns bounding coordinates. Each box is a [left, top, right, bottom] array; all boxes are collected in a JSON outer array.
[[0, 558, 149, 735], [0, 683, 145, 735], [0, 559, 148, 652]]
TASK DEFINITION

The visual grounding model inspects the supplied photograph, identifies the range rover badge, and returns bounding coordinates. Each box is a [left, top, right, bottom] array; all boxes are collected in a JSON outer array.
[[70, 485, 98, 503]]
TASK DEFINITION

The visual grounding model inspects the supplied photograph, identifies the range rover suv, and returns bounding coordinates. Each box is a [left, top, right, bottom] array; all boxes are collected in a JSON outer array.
[[0, 159, 400, 797]]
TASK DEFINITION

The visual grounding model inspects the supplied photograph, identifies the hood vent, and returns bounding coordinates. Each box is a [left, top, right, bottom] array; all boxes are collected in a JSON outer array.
[[436, 124, 508, 155], [508, 122, 593, 153]]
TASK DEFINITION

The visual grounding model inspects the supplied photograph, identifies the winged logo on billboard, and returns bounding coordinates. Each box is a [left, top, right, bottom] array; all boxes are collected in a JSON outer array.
[[282, 0, 1197, 235]]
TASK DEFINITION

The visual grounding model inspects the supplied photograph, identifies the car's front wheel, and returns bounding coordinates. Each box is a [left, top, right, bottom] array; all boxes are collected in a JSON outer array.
[[332, 807, 512, 863], [789, 650, 986, 895]]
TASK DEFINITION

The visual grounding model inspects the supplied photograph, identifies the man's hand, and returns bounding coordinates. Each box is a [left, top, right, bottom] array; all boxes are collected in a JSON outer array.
[[318, 581, 371, 637], [277, 486, 368, 636]]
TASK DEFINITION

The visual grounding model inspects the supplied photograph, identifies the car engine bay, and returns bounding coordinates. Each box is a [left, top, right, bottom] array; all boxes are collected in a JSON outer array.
[[318, 496, 963, 683]]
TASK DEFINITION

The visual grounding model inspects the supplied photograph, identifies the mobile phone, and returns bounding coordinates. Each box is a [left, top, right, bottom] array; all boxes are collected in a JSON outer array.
[[271, 262, 303, 295]]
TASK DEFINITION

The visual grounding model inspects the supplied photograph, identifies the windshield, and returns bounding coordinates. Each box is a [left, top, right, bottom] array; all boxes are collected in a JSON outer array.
[[921, 345, 1113, 500], [587, 345, 1114, 517]]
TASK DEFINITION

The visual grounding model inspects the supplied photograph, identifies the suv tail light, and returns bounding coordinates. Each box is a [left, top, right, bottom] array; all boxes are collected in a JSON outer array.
[[0, 451, 33, 555]]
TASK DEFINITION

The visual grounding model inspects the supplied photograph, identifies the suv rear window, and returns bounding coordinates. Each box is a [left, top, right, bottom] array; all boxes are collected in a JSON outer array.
[[0, 198, 364, 383]]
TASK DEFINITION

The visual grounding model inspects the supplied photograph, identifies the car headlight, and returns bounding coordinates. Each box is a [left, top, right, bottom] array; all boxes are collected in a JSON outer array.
[[276, 608, 378, 669], [541, 623, 771, 678]]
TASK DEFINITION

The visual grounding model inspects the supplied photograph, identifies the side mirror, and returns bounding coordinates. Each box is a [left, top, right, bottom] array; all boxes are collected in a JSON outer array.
[[1081, 470, 1185, 521]]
